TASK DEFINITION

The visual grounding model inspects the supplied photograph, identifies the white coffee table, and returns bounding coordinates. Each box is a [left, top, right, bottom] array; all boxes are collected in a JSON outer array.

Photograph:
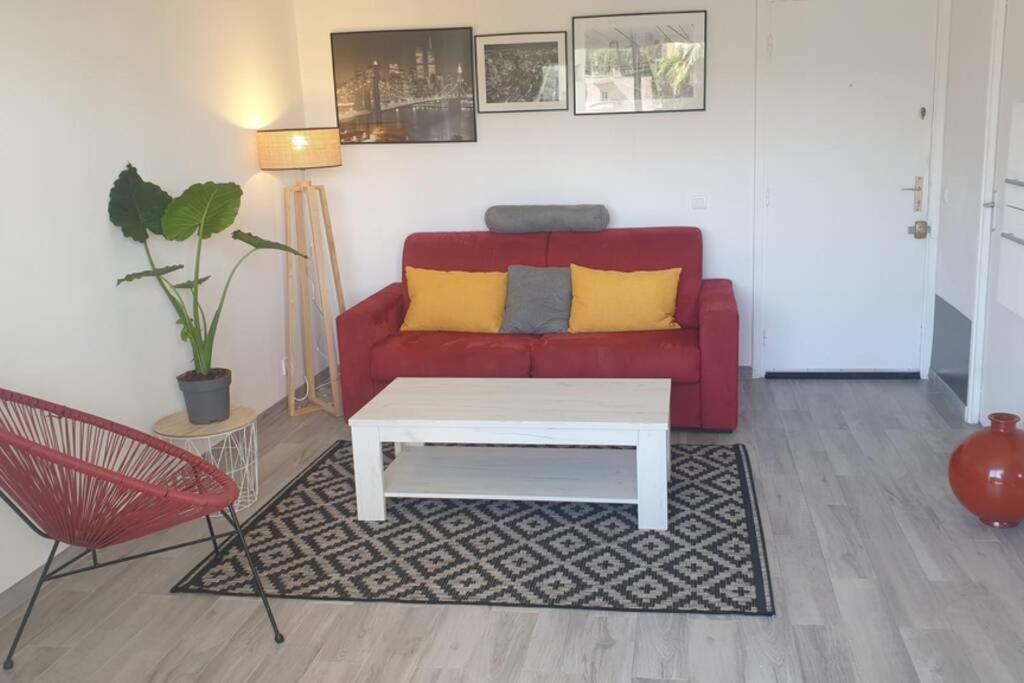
[[348, 377, 671, 529]]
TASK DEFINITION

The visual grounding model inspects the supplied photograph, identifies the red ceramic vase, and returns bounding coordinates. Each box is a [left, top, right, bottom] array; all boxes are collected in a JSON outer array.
[[949, 413, 1024, 528]]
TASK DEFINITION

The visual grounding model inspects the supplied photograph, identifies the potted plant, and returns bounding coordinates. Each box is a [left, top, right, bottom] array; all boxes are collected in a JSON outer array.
[[108, 164, 303, 424]]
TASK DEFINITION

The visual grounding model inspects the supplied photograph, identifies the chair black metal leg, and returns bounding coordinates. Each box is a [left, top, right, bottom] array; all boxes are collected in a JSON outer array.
[[4, 541, 59, 670], [204, 516, 220, 555], [223, 506, 284, 644]]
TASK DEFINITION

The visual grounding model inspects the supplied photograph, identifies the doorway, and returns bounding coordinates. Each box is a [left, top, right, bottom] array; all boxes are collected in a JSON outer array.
[[754, 0, 942, 376]]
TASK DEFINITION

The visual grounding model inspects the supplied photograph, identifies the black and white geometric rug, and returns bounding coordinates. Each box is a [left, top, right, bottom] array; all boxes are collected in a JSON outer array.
[[173, 442, 774, 616]]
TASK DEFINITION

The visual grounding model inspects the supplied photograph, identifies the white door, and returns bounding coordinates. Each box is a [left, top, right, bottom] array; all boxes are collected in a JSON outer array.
[[976, 0, 1024, 422], [757, 0, 940, 374]]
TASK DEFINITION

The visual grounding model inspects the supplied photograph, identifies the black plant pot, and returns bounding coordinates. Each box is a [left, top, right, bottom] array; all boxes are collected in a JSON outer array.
[[177, 369, 231, 424]]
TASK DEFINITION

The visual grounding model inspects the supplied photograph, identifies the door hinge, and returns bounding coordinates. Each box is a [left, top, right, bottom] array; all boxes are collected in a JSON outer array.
[[767, 33, 774, 57], [765, 186, 771, 208], [762, 330, 768, 347]]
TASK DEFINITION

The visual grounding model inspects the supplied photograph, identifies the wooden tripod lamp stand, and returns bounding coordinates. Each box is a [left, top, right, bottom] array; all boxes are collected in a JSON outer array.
[[257, 127, 345, 417]]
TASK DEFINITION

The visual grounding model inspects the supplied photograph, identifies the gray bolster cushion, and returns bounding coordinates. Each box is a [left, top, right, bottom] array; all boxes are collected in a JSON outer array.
[[485, 204, 610, 233]]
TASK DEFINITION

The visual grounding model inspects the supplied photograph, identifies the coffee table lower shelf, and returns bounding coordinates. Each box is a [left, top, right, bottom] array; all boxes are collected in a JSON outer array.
[[382, 445, 639, 505]]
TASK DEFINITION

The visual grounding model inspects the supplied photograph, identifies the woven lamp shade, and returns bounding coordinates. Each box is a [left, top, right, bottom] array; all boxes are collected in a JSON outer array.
[[257, 127, 341, 171]]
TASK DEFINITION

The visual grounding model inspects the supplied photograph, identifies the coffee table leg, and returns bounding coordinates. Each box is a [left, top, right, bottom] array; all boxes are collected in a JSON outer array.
[[352, 426, 386, 521], [636, 429, 669, 530]]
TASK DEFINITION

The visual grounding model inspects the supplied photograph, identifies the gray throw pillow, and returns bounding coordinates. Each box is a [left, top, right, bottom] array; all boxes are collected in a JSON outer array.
[[501, 266, 572, 334], [485, 205, 609, 233]]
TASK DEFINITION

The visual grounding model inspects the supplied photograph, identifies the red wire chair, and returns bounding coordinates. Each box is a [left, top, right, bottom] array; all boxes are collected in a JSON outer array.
[[0, 388, 284, 670]]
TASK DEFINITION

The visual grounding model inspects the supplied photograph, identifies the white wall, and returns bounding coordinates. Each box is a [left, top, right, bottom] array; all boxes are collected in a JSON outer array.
[[935, 0, 996, 318], [291, 0, 757, 365], [0, 0, 304, 594], [982, 0, 1024, 419]]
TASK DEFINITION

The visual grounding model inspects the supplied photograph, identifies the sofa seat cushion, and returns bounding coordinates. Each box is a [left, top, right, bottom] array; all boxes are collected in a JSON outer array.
[[531, 329, 701, 383], [370, 332, 535, 382]]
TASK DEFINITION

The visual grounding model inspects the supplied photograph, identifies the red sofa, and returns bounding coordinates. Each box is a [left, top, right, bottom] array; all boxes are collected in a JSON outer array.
[[335, 227, 739, 430]]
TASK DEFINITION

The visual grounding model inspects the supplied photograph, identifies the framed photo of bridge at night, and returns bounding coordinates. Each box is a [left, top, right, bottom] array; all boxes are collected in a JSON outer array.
[[330, 27, 477, 143], [475, 32, 569, 113], [572, 11, 707, 116]]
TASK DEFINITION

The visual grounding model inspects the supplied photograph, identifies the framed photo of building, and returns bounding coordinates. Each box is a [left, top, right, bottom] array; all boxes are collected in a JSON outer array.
[[474, 32, 569, 113], [330, 27, 477, 143], [572, 11, 707, 116]]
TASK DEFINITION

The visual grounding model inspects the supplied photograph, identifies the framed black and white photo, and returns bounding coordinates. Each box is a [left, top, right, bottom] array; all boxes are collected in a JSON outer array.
[[330, 27, 476, 143], [572, 11, 707, 115], [475, 32, 568, 113]]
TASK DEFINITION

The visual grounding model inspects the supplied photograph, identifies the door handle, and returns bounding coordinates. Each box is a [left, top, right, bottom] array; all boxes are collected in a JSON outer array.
[[901, 177, 924, 212], [907, 220, 930, 239]]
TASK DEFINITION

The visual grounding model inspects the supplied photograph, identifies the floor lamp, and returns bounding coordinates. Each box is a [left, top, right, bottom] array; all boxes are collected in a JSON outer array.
[[257, 127, 345, 418]]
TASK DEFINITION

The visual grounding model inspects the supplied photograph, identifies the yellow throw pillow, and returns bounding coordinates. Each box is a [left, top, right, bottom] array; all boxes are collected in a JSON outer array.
[[568, 264, 682, 333], [401, 266, 508, 333]]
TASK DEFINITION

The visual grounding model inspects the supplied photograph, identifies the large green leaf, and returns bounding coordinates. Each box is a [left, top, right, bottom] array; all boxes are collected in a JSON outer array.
[[116, 264, 184, 286], [232, 230, 306, 257], [107, 164, 171, 242], [173, 276, 210, 289], [162, 182, 242, 241]]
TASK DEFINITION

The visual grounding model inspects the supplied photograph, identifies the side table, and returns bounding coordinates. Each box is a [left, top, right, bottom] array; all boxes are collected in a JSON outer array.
[[154, 406, 259, 510]]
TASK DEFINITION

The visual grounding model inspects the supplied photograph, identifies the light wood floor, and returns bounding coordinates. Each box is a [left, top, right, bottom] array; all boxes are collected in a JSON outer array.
[[2, 378, 1023, 682]]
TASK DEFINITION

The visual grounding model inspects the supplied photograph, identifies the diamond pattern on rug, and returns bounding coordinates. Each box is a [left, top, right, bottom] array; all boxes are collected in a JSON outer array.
[[172, 442, 774, 616]]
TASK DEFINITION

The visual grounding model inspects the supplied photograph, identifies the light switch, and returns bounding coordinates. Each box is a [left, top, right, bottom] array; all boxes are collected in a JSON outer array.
[[691, 195, 709, 210]]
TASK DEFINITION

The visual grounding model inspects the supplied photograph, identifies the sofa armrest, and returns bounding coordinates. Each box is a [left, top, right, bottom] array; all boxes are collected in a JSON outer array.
[[336, 283, 406, 419], [699, 279, 739, 430]]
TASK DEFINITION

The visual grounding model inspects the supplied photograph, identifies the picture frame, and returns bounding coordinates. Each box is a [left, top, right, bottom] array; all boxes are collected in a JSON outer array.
[[572, 11, 707, 116], [330, 27, 477, 144], [474, 32, 569, 113]]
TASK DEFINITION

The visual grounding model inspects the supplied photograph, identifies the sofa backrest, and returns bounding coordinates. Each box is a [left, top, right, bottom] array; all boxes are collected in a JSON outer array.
[[547, 227, 703, 327], [403, 232, 548, 274], [402, 227, 703, 327]]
